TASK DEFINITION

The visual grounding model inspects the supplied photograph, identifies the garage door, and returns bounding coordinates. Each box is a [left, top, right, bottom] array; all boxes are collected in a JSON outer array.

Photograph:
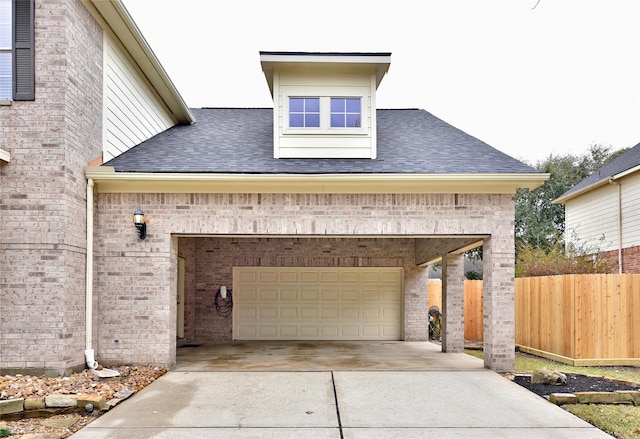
[[233, 267, 403, 340]]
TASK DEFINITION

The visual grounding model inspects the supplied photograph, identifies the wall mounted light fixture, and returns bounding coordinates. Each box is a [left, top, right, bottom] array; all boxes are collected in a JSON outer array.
[[133, 206, 146, 240]]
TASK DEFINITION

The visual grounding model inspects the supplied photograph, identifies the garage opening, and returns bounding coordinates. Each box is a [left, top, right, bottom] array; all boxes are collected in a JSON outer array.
[[176, 236, 430, 346]]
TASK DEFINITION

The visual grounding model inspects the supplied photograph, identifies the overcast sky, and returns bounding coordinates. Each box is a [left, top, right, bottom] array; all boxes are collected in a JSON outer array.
[[122, 0, 640, 165]]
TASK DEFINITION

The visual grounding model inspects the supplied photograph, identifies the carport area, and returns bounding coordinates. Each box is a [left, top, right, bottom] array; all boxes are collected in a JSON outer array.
[[174, 340, 482, 372], [173, 234, 515, 371]]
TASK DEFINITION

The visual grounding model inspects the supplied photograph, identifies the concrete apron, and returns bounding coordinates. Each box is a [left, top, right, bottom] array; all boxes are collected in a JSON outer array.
[[70, 342, 612, 439]]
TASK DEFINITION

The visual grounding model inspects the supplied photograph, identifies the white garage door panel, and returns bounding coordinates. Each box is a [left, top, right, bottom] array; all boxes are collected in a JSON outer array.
[[233, 267, 403, 341]]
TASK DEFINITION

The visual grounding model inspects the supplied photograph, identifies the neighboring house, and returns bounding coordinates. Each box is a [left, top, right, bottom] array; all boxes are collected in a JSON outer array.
[[555, 142, 640, 274], [1, 0, 547, 376]]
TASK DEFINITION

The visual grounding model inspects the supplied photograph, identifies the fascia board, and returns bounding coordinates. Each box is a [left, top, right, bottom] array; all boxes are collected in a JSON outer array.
[[82, 0, 195, 125], [260, 53, 391, 65], [86, 167, 549, 194]]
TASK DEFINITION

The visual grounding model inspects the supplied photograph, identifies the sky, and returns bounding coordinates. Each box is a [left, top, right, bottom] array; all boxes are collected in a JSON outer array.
[[122, 0, 640, 165]]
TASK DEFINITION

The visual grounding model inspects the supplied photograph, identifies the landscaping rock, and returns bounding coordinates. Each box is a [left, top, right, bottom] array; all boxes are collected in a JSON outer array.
[[576, 391, 627, 404], [0, 398, 24, 414], [24, 396, 46, 410], [549, 393, 577, 405], [45, 395, 76, 408], [531, 368, 567, 385], [42, 414, 80, 429], [76, 394, 108, 411]]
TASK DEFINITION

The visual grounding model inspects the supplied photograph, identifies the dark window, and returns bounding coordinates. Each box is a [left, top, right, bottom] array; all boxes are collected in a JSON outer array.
[[0, 0, 11, 98], [0, 0, 34, 100]]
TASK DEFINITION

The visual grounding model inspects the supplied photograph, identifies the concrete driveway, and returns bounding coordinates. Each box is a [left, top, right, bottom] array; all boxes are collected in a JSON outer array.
[[70, 342, 612, 438]]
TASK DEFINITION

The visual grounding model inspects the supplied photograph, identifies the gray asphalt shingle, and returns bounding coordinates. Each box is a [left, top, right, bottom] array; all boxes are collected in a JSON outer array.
[[558, 142, 640, 199], [104, 108, 537, 174]]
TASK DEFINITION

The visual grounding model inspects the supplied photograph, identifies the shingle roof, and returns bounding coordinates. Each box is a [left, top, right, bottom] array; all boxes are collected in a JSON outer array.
[[557, 141, 640, 200], [104, 108, 538, 174]]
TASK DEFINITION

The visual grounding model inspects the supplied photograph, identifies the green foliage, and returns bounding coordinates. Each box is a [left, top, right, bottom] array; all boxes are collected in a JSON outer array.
[[0, 428, 11, 437], [515, 144, 627, 251], [515, 240, 615, 277], [465, 270, 482, 280]]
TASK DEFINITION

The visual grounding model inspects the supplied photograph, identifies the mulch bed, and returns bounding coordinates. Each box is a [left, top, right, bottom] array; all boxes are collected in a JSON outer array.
[[514, 373, 638, 397]]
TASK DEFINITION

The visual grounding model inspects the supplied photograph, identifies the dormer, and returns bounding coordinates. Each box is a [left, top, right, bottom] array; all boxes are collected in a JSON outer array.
[[260, 52, 391, 159]]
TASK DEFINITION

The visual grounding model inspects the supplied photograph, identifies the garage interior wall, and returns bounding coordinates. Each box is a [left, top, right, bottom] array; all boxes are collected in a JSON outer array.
[[177, 237, 428, 344]]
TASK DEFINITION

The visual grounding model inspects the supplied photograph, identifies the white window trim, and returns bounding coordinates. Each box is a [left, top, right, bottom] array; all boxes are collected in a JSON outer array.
[[284, 95, 368, 135]]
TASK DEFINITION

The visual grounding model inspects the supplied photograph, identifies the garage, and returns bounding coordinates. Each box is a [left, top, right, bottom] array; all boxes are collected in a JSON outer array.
[[232, 267, 403, 340]]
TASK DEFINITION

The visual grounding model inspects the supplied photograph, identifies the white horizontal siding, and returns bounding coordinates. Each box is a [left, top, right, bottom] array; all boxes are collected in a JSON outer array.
[[620, 174, 640, 248], [565, 173, 640, 253], [565, 183, 619, 252], [103, 34, 175, 162]]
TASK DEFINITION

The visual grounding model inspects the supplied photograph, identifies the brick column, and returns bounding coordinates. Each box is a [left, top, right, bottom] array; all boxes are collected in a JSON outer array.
[[442, 253, 464, 352], [482, 235, 516, 372]]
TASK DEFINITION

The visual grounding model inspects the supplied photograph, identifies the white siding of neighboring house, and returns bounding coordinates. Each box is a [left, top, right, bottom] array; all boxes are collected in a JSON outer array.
[[565, 172, 640, 252], [565, 183, 619, 252], [273, 70, 377, 159], [620, 173, 640, 248], [102, 33, 175, 162]]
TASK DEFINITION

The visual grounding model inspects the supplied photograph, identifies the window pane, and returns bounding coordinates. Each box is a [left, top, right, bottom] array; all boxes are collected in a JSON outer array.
[[331, 114, 344, 128], [305, 98, 319, 112], [289, 98, 304, 113], [0, 0, 11, 49], [289, 97, 319, 128], [330, 98, 344, 112], [289, 113, 304, 127], [305, 113, 320, 127], [330, 97, 361, 128], [346, 98, 360, 113], [346, 114, 360, 128], [0, 52, 11, 99]]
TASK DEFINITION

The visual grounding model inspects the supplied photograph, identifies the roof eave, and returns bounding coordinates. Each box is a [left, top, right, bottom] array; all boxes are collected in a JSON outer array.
[[86, 166, 549, 194], [260, 51, 391, 96], [553, 164, 640, 204], [82, 0, 195, 125]]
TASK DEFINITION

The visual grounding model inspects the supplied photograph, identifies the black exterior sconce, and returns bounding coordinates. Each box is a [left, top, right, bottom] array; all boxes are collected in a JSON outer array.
[[133, 206, 146, 240]]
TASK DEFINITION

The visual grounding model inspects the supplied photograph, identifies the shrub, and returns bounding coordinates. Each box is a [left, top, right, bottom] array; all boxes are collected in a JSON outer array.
[[516, 240, 615, 277]]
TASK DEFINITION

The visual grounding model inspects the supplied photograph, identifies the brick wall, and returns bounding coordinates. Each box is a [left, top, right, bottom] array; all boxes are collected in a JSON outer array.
[[94, 192, 515, 368], [0, 0, 103, 375], [598, 245, 640, 274]]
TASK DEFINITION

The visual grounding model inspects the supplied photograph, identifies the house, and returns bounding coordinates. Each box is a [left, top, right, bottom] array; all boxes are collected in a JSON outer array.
[[0, 0, 547, 376], [555, 142, 640, 273]]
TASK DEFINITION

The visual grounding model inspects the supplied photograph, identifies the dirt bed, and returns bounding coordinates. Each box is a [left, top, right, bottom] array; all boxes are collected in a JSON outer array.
[[0, 365, 166, 438], [514, 373, 638, 397]]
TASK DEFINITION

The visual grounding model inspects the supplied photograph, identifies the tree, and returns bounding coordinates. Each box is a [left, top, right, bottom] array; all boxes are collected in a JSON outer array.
[[515, 144, 626, 252]]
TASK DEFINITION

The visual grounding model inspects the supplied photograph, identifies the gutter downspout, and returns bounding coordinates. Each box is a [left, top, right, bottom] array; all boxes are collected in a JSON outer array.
[[86, 179, 97, 365], [84, 179, 120, 378], [608, 178, 623, 273]]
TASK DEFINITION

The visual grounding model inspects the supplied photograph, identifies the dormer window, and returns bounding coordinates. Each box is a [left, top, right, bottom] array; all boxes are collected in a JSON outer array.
[[289, 97, 320, 128], [287, 96, 363, 131], [331, 98, 361, 128]]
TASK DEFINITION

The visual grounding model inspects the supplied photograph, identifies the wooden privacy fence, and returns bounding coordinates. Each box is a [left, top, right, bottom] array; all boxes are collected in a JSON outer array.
[[428, 274, 640, 366], [427, 279, 483, 341], [515, 274, 640, 366]]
